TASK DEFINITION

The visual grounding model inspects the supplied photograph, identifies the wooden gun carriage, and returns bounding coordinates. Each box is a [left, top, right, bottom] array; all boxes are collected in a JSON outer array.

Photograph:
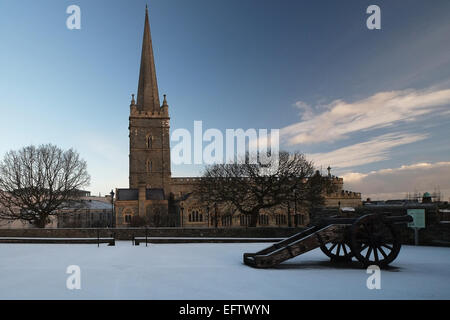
[[244, 213, 413, 269]]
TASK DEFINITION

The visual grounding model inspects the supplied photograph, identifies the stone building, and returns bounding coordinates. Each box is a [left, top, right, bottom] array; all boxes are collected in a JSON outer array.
[[56, 199, 113, 228], [114, 7, 361, 228], [0, 194, 113, 229]]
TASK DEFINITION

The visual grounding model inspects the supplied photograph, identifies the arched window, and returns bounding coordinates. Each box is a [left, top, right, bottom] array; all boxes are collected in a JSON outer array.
[[258, 214, 268, 226], [188, 213, 192, 222], [123, 208, 134, 224], [240, 214, 248, 226], [275, 214, 287, 225], [294, 214, 304, 226], [147, 135, 153, 149], [147, 160, 152, 172]]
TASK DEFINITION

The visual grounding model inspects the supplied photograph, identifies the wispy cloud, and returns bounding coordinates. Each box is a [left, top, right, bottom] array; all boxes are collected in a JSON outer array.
[[281, 88, 450, 145], [341, 161, 450, 201], [293, 101, 315, 120], [307, 132, 429, 169]]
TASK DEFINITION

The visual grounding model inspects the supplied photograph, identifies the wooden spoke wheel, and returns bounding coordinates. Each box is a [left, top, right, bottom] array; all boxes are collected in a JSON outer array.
[[350, 214, 401, 268], [320, 239, 354, 262]]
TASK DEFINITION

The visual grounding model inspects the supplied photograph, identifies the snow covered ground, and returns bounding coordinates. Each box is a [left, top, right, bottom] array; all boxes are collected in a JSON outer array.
[[0, 242, 449, 299]]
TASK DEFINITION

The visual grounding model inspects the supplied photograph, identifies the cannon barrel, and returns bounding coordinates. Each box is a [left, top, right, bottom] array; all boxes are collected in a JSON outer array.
[[318, 214, 413, 226], [382, 215, 413, 224]]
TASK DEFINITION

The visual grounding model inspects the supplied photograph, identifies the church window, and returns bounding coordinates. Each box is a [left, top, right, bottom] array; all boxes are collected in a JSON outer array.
[[294, 214, 304, 226], [189, 210, 203, 222], [222, 215, 232, 226], [275, 214, 287, 225], [240, 214, 249, 226], [147, 160, 152, 172], [258, 214, 269, 226], [147, 135, 153, 149]]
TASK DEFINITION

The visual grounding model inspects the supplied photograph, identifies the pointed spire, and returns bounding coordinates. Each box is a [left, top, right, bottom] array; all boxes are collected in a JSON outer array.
[[137, 5, 160, 112], [162, 94, 168, 106]]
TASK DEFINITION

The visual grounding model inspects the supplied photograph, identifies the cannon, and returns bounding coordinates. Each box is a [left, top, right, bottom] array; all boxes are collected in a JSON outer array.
[[243, 213, 413, 269]]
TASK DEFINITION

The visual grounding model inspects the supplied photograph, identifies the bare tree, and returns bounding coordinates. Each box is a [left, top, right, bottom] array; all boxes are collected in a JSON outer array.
[[195, 151, 334, 227], [0, 144, 90, 228]]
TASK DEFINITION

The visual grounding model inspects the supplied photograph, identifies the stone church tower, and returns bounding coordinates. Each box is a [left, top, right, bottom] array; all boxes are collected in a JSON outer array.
[[129, 6, 171, 196]]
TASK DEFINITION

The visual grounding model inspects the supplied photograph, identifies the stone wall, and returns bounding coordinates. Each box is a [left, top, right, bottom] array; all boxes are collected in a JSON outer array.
[[1, 217, 448, 246], [0, 227, 304, 240]]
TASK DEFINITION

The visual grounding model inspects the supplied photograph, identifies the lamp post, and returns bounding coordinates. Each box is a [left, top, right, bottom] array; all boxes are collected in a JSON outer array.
[[294, 188, 297, 227], [110, 189, 115, 228], [214, 203, 218, 229], [180, 206, 184, 228]]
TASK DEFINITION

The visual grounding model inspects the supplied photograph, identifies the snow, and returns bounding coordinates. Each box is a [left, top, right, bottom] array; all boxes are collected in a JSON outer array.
[[0, 242, 449, 299], [0, 237, 113, 240], [133, 237, 284, 240]]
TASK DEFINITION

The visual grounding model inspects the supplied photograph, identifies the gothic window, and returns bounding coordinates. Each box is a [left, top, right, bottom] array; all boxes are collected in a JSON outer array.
[[294, 214, 304, 226], [189, 210, 203, 222], [147, 160, 152, 172], [123, 208, 134, 224], [147, 135, 153, 149], [240, 214, 249, 226], [258, 214, 269, 226], [222, 215, 232, 226], [275, 214, 287, 225]]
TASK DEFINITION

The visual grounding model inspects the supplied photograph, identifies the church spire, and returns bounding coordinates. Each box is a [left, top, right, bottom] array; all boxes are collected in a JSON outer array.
[[137, 5, 160, 112]]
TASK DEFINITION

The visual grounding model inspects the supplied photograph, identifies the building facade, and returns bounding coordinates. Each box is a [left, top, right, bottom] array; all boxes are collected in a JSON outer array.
[[114, 7, 362, 228]]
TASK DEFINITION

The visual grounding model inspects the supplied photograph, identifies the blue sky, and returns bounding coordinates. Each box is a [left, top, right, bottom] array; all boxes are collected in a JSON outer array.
[[0, 0, 449, 199]]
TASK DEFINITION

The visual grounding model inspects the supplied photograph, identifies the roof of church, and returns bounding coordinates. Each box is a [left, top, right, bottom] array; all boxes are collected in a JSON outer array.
[[146, 188, 165, 200], [115, 188, 165, 201], [116, 189, 139, 201], [136, 5, 160, 112]]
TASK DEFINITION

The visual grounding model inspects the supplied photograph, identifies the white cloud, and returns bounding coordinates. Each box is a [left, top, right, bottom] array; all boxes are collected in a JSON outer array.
[[281, 88, 450, 145], [341, 161, 450, 201], [308, 132, 428, 169], [293, 101, 314, 120]]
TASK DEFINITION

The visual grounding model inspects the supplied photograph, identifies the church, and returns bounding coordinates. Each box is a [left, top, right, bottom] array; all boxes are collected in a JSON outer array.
[[114, 7, 361, 228]]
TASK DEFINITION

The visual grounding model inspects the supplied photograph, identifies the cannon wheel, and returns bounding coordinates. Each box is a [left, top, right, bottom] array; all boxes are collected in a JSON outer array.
[[350, 214, 401, 268], [320, 240, 354, 262]]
